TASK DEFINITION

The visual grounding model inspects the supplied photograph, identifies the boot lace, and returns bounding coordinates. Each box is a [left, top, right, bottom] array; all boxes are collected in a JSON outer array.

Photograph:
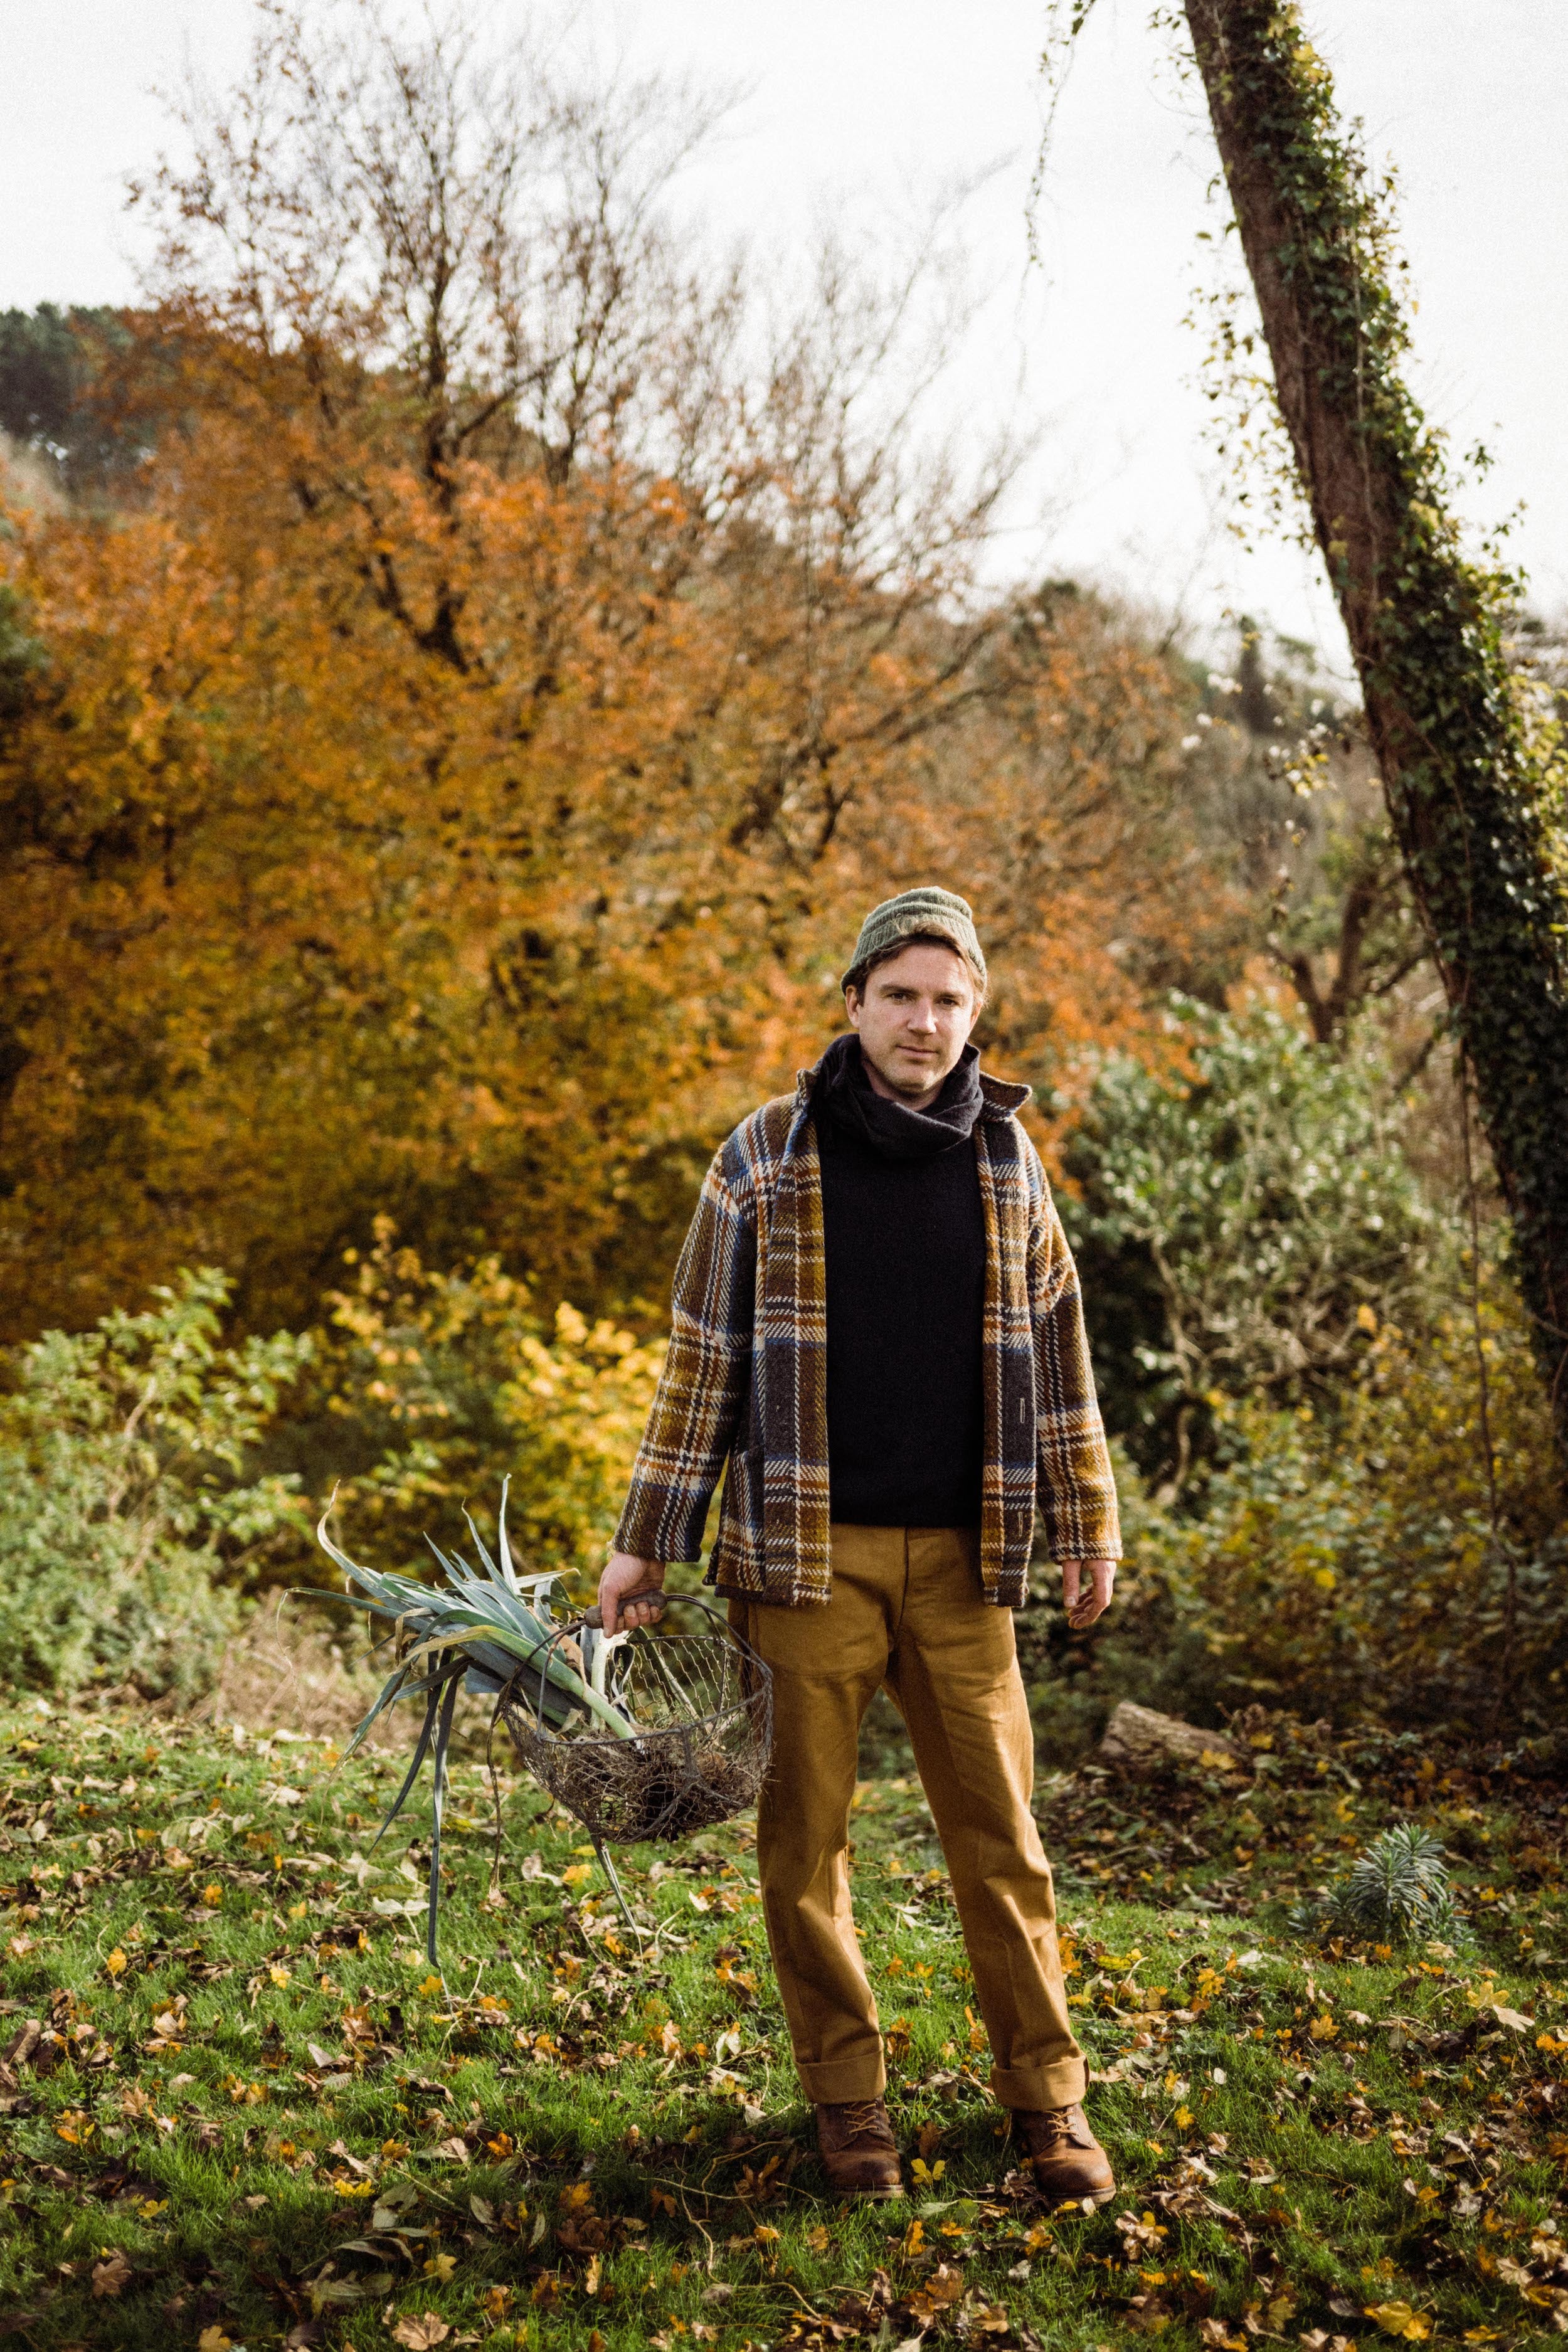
[[837, 2099, 889, 2141]]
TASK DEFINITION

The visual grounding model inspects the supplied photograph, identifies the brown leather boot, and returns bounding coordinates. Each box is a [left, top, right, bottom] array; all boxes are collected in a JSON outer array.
[[1012, 2103, 1116, 2207], [814, 2096, 902, 2200]]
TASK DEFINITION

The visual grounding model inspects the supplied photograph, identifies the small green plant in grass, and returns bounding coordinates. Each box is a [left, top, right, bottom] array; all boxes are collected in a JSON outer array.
[[1293, 1823, 1466, 1946]]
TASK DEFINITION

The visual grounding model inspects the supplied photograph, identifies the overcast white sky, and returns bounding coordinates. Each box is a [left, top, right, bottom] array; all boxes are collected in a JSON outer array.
[[6, 1, 1564, 676]]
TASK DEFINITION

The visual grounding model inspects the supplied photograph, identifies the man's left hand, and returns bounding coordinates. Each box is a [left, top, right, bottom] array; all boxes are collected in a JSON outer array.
[[1061, 1557, 1117, 1628]]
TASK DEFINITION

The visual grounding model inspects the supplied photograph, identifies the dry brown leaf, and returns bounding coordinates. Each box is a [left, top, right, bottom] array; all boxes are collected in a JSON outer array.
[[92, 2250, 134, 2299], [389, 2315, 450, 2349]]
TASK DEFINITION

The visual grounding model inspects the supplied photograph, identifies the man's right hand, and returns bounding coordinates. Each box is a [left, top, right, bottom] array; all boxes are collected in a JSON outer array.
[[598, 1552, 667, 1635]]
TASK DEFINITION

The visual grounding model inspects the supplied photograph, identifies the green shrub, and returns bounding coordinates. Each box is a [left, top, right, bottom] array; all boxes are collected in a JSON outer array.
[[1059, 997, 1438, 1483], [0, 1270, 309, 1698]]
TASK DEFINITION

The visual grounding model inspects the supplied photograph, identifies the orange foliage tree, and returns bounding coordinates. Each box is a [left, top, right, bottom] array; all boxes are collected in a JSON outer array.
[[0, 1, 1234, 1343]]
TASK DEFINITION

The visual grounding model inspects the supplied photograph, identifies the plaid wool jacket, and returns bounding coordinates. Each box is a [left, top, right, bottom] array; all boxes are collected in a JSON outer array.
[[614, 1057, 1121, 1608]]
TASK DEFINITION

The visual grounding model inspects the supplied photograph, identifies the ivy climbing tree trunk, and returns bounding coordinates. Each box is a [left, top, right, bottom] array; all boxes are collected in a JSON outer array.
[[1181, 0, 1568, 1444]]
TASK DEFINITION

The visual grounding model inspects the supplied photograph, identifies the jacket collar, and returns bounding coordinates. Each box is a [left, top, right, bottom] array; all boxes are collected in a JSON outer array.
[[792, 1054, 1029, 1122]]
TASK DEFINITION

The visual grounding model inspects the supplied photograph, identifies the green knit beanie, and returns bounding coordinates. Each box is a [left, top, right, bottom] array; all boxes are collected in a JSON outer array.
[[842, 886, 987, 996]]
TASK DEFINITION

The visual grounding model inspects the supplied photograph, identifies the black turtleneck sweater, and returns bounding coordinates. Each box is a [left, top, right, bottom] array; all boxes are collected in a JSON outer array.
[[813, 1034, 987, 1527]]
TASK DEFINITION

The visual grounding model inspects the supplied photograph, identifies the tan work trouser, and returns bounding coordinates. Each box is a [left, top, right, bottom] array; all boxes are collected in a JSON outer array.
[[728, 1523, 1085, 2111]]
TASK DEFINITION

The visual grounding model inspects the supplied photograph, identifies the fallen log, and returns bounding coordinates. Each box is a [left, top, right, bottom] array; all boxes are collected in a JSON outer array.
[[1096, 1702, 1246, 1777]]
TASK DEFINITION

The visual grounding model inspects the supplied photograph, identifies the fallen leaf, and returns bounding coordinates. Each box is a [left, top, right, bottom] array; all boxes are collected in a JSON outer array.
[[92, 2250, 134, 2299], [906, 2264, 965, 2316], [1365, 2303, 1431, 2341], [389, 2316, 450, 2349], [966, 2304, 1012, 2338]]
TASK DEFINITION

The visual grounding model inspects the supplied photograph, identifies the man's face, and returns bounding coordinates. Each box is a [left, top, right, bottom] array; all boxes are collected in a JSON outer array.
[[846, 941, 981, 1108]]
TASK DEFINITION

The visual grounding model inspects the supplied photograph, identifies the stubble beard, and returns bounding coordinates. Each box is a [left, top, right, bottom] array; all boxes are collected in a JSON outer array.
[[863, 1039, 953, 1107]]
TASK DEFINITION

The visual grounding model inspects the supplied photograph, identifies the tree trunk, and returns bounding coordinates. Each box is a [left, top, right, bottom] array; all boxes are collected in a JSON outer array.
[[1182, 0, 1568, 1441]]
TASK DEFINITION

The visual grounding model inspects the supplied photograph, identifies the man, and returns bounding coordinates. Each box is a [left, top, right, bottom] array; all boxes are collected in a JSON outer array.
[[600, 886, 1121, 2205]]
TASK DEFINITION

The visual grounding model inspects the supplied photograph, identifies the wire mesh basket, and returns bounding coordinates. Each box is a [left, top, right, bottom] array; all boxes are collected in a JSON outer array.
[[500, 1596, 773, 1849]]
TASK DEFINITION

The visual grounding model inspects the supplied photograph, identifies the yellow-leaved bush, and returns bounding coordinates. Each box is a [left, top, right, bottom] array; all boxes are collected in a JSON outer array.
[[295, 1220, 663, 1594]]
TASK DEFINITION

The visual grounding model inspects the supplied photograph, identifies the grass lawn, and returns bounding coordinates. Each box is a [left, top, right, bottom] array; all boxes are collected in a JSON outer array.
[[4, 1695, 1568, 2349]]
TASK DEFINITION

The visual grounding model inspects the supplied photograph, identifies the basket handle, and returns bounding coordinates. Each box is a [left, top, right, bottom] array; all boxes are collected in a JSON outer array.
[[579, 1592, 770, 1687], [582, 1597, 665, 1631]]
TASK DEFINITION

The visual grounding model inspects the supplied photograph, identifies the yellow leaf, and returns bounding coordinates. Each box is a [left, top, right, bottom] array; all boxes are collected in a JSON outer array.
[[562, 1863, 594, 1887], [1365, 2302, 1431, 2340], [198, 2329, 233, 2352], [105, 1948, 127, 1976], [422, 2252, 457, 2282]]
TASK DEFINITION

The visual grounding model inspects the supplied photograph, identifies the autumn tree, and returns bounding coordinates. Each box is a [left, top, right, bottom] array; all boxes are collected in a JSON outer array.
[[0, 0, 1234, 1344]]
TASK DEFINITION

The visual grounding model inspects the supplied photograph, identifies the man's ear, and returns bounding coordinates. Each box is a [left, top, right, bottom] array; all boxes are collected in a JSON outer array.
[[844, 987, 862, 1031]]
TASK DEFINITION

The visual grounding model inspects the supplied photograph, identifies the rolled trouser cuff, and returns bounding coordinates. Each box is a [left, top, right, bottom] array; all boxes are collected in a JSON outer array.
[[795, 2049, 889, 2104], [990, 2057, 1088, 2112]]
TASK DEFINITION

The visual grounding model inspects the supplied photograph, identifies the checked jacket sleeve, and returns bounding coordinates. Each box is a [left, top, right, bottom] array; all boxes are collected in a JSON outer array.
[[1027, 1172, 1122, 1564], [613, 1148, 756, 1565]]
